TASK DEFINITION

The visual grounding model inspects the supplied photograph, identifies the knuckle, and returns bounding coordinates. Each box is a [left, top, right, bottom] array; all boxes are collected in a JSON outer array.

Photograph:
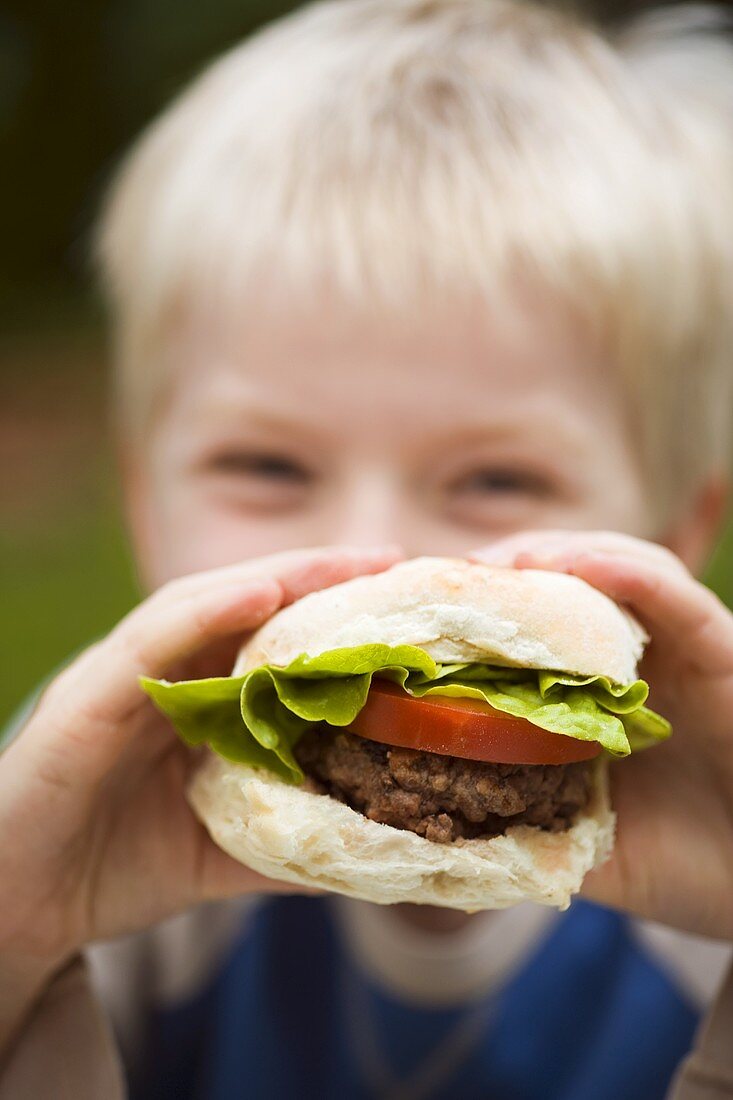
[[151, 574, 192, 605], [190, 598, 221, 638], [43, 687, 107, 743], [115, 627, 155, 678], [32, 738, 78, 793], [649, 543, 689, 574], [632, 565, 664, 597], [37, 644, 102, 709], [613, 564, 665, 607], [38, 670, 72, 711]]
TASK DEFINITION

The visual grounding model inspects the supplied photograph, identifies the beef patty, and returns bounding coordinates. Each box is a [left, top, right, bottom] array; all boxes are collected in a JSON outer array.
[[294, 728, 594, 843]]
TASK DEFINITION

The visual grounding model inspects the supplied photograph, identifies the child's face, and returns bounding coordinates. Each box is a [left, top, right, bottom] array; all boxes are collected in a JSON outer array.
[[129, 293, 651, 588]]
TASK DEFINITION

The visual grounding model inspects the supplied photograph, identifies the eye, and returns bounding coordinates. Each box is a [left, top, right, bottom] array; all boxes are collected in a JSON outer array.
[[198, 447, 318, 515], [449, 466, 551, 498], [442, 462, 559, 533], [208, 450, 313, 485]]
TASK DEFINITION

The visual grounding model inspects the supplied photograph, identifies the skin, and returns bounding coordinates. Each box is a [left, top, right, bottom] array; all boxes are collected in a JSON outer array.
[[473, 530, 733, 939], [129, 294, 654, 582], [0, 290, 729, 1050]]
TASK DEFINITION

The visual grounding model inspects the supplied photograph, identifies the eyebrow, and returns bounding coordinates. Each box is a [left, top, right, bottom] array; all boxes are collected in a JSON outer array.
[[181, 395, 334, 451], [177, 372, 608, 458], [415, 402, 601, 457]]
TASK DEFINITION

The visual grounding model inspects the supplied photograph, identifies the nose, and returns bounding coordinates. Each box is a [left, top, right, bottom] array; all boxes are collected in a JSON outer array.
[[333, 466, 406, 552]]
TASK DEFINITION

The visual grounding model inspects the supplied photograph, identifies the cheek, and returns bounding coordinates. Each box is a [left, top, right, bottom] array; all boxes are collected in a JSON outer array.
[[129, 444, 289, 585], [574, 473, 653, 537], [139, 485, 329, 587], [157, 511, 277, 582], [162, 511, 265, 580]]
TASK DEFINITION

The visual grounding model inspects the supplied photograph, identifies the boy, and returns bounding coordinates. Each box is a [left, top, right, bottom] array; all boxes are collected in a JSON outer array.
[[2, 1, 733, 1097]]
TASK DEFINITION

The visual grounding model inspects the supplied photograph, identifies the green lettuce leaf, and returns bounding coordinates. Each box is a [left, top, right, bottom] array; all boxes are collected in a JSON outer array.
[[141, 643, 671, 783]]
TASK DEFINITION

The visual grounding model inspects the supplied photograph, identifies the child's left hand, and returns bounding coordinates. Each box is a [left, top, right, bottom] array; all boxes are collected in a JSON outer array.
[[471, 531, 733, 941]]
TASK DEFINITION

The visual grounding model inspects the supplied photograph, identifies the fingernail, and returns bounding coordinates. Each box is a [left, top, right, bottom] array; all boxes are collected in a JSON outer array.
[[345, 544, 403, 560], [376, 544, 403, 558], [470, 547, 518, 566], [514, 550, 579, 570]]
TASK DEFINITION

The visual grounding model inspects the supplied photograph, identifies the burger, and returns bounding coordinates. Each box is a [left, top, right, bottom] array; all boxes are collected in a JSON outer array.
[[142, 557, 670, 911]]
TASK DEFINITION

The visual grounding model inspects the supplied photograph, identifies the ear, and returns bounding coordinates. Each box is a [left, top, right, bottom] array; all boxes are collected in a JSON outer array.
[[118, 439, 156, 592], [660, 473, 730, 575]]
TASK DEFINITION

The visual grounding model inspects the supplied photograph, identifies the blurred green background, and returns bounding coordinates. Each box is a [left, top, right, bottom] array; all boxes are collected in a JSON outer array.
[[2, 0, 732, 724]]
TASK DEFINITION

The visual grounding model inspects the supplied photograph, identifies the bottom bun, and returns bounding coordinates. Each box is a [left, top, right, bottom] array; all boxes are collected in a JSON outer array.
[[188, 755, 615, 911]]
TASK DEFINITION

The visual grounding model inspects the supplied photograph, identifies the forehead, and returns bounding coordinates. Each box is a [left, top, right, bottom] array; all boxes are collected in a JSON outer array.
[[156, 291, 628, 447]]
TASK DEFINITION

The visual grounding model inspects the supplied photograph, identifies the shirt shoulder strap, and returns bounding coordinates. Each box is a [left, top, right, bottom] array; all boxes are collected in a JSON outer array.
[[671, 957, 733, 1099]]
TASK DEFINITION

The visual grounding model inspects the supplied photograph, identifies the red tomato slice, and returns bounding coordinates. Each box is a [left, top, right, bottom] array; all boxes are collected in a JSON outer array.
[[347, 681, 601, 765]]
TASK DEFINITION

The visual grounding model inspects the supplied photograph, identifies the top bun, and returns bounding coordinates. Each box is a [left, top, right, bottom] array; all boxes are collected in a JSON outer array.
[[235, 557, 646, 684]]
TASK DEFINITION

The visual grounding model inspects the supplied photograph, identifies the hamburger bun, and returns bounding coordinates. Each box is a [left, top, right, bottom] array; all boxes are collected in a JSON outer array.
[[235, 557, 646, 682], [189, 557, 637, 910]]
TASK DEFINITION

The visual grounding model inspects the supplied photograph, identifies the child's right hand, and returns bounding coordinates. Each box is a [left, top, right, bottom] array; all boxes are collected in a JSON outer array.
[[0, 546, 399, 1042]]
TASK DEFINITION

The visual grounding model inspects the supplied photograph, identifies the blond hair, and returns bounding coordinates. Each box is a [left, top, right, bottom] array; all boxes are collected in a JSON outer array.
[[98, 0, 733, 515]]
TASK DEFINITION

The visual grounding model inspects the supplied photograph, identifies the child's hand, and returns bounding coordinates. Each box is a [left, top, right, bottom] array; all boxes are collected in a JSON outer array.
[[472, 531, 733, 941], [0, 546, 399, 1024]]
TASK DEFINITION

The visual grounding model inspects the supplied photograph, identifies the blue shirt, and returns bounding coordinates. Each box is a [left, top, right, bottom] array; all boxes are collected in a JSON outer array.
[[132, 896, 698, 1100]]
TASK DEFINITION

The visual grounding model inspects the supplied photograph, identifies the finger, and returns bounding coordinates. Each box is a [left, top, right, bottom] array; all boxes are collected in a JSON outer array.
[[471, 531, 732, 674], [114, 544, 401, 677], [152, 544, 403, 606], [256, 544, 403, 605], [470, 529, 686, 574], [514, 549, 733, 676], [564, 553, 730, 667], [27, 545, 402, 767]]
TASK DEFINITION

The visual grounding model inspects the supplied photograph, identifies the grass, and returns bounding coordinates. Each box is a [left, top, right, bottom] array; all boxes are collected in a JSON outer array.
[[0, 473, 138, 725], [703, 518, 733, 610]]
